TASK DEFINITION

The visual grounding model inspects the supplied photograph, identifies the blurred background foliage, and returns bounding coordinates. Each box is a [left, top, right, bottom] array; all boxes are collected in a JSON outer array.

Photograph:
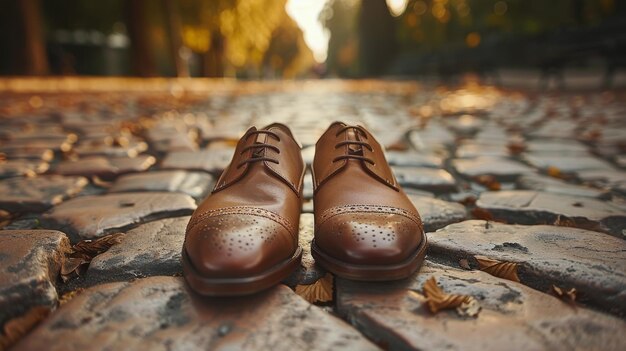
[[0, 0, 624, 80]]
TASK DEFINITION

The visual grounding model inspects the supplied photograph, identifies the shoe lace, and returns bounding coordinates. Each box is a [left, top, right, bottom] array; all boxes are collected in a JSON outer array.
[[332, 125, 375, 165], [236, 130, 281, 169]]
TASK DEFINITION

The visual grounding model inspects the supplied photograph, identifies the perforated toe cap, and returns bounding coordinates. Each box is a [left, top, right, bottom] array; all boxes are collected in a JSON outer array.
[[315, 205, 423, 265], [184, 213, 295, 278]]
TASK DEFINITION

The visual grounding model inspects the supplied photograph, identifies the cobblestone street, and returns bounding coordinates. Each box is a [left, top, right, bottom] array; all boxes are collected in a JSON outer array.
[[1, 79, 625, 350]]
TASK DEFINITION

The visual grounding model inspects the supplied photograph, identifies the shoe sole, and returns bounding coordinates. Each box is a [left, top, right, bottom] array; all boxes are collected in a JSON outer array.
[[311, 234, 427, 281], [181, 246, 303, 296]]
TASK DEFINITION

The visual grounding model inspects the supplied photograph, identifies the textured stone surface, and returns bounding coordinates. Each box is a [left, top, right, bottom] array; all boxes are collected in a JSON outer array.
[[284, 213, 326, 286], [0, 230, 70, 328], [476, 190, 626, 237], [523, 154, 615, 173], [517, 174, 608, 198], [109, 171, 214, 201], [337, 262, 626, 351], [0, 160, 49, 179], [429, 220, 626, 316], [161, 148, 234, 174], [41, 192, 196, 241], [14, 277, 379, 351], [385, 151, 442, 168], [54, 155, 156, 180], [452, 156, 534, 180], [407, 194, 466, 232], [0, 175, 88, 213], [86, 216, 189, 284], [392, 167, 457, 192]]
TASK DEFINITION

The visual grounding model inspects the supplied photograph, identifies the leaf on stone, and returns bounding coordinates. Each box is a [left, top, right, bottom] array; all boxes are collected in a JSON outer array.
[[59, 288, 84, 306], [91, 175, 113, 188], [471, 207, 494, 221], [0, 306, 50, 350], [0, 210, 13, 229], [61, 232, 124, 282], [547, 166, 564, 179], [551, 285, 577, 304], [419, 277, 481, 317], [458, 258, 471, 270], [507, 141, 526, 155], [295, 274, 333, 304], [552, 215, 577, 228], [386, 139, 410, 151], [474, 255, 520, 282], [473, 175, 501, 191]]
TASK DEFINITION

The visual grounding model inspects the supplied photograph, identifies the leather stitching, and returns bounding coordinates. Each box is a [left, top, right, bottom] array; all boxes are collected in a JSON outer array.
[[187, 206, 296, 234], [315, 204, 422, 229]]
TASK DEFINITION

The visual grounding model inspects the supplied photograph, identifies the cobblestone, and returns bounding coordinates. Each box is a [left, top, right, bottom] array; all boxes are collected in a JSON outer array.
[[1, 80, 626, 349]]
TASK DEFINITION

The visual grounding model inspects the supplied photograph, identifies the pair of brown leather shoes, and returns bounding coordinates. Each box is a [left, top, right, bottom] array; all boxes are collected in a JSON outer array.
[[182, 122, 427, 296]]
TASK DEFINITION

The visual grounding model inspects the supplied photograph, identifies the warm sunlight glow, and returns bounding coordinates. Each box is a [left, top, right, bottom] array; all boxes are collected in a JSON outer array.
[[286, 0, 330, 63], [386, 0, 409, 17]]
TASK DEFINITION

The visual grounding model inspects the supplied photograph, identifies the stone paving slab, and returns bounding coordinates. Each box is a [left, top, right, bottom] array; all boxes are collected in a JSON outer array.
[[476, 190, 626, 237], [0, 160, 49, 179], [53, 155, 156, 180], [161, 149, 235, 175], [0, 230, 70, 328], [428, 220, 626, 316], [385, 151, 443, 168], [523, 154, 615, 173], [14, 277, 379, 351], [392, 167, 457, 192], [284, 213, 326, 286], [86, 216, 190, 285], [109, 171, 214, 201], [407, 195, 467, 232], [41, 192, 196, 242], [0, 175, 88, 213], [516, 174, 608, 199], [452, 156, 534, 180], [336, 262, 626, 351]]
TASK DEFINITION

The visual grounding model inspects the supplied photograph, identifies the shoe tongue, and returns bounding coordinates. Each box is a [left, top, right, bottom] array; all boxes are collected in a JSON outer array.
[[345, 128, 364, 156]]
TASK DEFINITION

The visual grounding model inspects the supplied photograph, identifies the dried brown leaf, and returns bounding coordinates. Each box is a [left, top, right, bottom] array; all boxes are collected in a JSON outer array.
[[547, 166, 564, 179], [475, 255, 520, 282], [471, 208, 494, 221], [420, 277, 480, 317], [61, 232, 124, 282], [507, 142, 526, 155], [91, 176, 113, 188], [474, 175, 501, 191], [59, 288, 85, 306], [72, 232, 124, 257], [0, 306, 50, 350], [552, 215, 577, 228], [0, 210, 13, 229], [386, 140, 410, 151], [458, 258, 471, 270], [551, 284, 577, 304], [295, 274, 334, 304]]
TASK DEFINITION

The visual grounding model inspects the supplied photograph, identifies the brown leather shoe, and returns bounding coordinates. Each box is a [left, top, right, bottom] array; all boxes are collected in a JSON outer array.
[[182, 123, 305, 296], [311, 122, 427, 281]]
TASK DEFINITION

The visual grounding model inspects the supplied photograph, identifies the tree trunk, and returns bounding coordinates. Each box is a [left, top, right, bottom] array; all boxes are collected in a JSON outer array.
[[202, 31, 225, 77], [162, 0, 189, 77], [126, 0, 157, 77], [19, 0, 49, 75]]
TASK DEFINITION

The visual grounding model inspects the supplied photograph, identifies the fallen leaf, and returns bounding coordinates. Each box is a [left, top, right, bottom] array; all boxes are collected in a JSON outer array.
[[0, 210, 13, 229], [547, 166, 563, 179], [471, 208, 494, 221], [553, 215, 577, 228], [386, 139, 410, 151], [473, 175, 501, 191], [0, 153, 6, 163], [72, 232, 124, 257], [295, 274, 333, 304], [458, 258, 471, 270], [91, 176, 113, 188], [419, 277, 481, 317], [474, 255, 520, 282], [0, 306, 50, 350], [61, 232, 124, 282], [507, 142, 526, 155], [551, 284, 577, 304], [59, 288, 84, 305]]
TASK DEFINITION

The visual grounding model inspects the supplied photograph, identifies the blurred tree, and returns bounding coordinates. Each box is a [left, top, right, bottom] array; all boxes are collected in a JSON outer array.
[[163, 0, 190, 77], [263, 12, 314, 78], [126, 0, 158, 76], [359, 0, 397, 76], [320, 0, 361, 77], [0, 0, 49, 75]]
